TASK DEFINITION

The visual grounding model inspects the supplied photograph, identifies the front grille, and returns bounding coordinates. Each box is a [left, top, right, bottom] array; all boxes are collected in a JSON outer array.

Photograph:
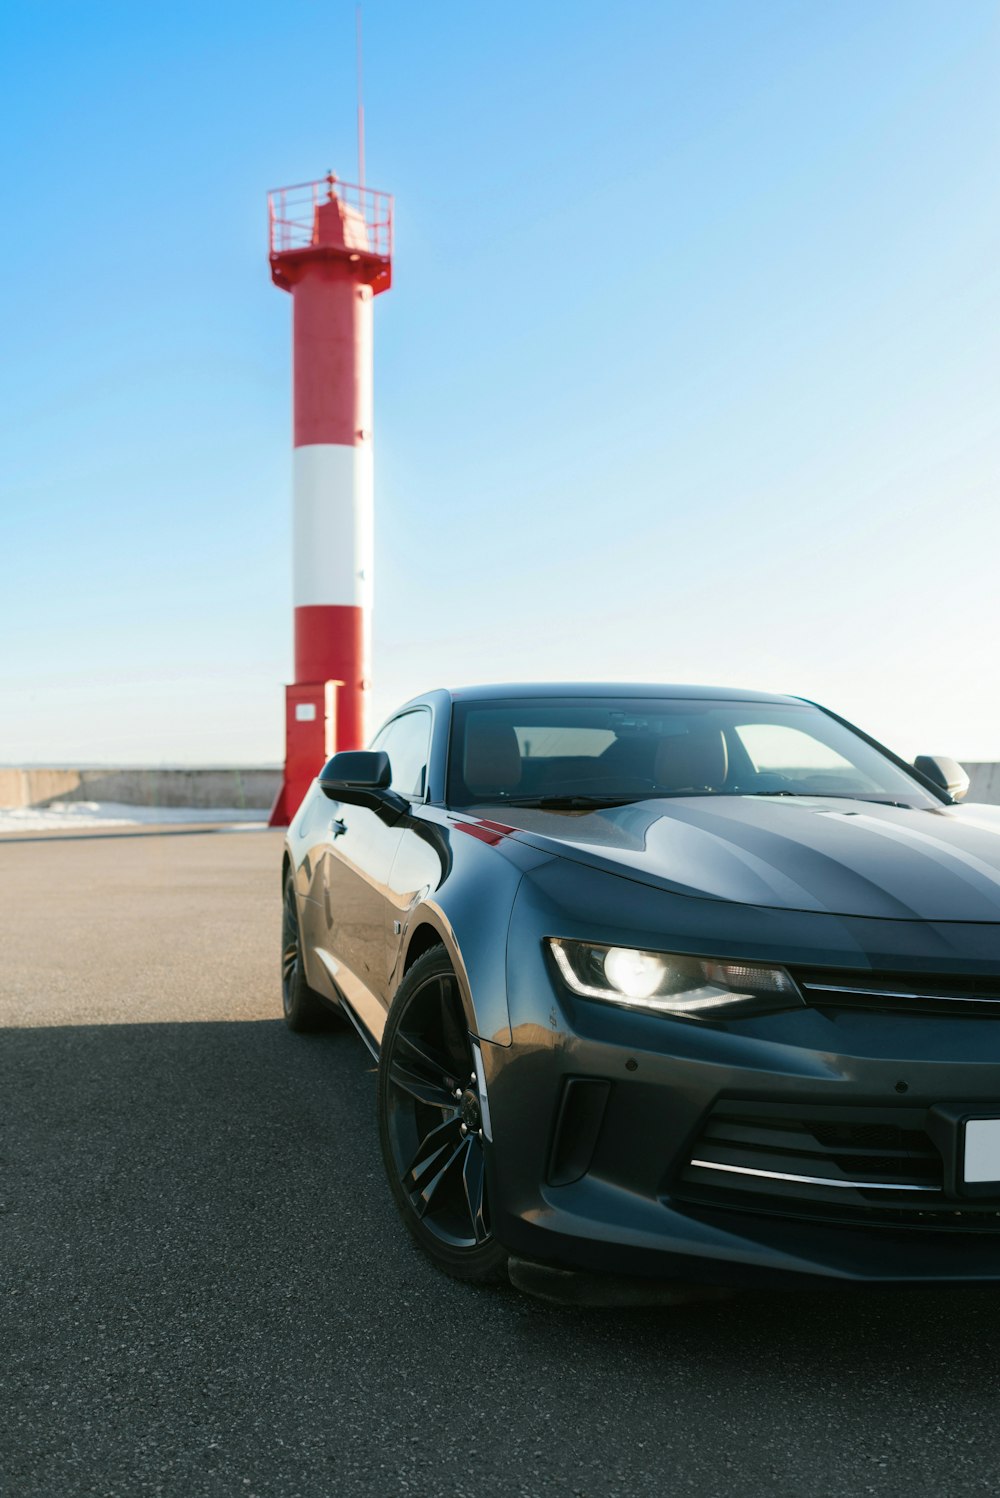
[[674, 1101, 1000, 1232], [793, 968, 1000, 1017]]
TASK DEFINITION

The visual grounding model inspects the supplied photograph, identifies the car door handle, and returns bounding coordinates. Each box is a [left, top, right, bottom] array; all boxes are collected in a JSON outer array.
[[329, 818, 347, 839]]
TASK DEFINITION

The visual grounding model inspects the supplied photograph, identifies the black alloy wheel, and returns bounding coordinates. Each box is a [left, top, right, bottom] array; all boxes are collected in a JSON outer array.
[[377, 946, 507, 1281], [281, 872, 337, 1032]]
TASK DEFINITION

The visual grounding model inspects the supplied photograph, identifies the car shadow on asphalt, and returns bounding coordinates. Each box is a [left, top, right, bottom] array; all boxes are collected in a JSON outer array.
[[6, 1013, 999, 1348], [6, 1014, 1000, 1494]]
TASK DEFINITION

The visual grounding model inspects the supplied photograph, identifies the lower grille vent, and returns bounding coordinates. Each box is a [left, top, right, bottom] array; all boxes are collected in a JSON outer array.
[[675, 1102, 1000, 1233]]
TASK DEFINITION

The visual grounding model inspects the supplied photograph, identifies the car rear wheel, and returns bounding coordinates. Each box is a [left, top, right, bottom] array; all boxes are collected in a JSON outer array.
[[377, 947, 507, 1282], [281, 872, 337, 1032]]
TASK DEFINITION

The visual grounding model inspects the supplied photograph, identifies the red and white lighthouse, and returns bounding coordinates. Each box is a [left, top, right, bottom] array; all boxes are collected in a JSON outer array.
[[267, 174, 393, 826]]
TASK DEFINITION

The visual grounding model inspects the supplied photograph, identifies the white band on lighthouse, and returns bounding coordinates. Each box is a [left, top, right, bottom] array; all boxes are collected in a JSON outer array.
[[292, 443, 374, 610]]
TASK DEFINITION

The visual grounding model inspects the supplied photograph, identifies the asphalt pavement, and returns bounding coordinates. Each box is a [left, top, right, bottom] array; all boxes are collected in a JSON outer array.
[[3, 826, 1000, 1497]]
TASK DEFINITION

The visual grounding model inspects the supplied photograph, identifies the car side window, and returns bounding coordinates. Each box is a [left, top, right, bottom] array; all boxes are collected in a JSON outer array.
[[370, 711, 431, 799]]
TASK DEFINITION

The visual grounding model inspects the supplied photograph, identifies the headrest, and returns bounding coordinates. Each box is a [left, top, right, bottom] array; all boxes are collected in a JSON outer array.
[[463, 719, 522, 796], [654, 730, 728, 792]]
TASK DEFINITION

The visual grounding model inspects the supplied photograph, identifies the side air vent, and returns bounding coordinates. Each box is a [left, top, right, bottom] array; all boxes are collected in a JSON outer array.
[[547, 1078, 611, 1187]]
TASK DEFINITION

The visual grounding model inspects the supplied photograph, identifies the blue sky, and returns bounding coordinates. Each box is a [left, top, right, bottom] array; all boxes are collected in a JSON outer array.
[[1, 0, 997, 765]]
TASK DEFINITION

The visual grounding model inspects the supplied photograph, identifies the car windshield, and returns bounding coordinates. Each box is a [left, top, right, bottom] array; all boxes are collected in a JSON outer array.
[[447, 697, 941, 810]]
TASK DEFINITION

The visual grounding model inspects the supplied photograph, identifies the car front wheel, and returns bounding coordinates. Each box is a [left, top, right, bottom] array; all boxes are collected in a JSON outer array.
[[377, 946, 507, 1282]]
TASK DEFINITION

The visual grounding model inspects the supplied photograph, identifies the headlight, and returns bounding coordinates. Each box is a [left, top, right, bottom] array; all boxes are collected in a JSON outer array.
[[547, 938, 803, 1018]]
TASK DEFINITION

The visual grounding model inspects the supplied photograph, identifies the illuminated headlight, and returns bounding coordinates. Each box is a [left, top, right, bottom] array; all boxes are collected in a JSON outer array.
[[547, 939, 803, 1018]]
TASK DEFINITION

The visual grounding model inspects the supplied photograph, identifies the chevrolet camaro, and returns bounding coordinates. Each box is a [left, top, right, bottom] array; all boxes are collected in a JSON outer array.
[[280, 683, 1000, 1295]]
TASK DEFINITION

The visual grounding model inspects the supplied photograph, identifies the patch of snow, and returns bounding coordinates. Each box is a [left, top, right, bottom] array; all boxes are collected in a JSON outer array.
[[0, 801, 268, 833]]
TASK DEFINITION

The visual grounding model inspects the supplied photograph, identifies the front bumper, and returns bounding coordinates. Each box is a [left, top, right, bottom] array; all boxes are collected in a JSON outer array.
[[481, 865, 1000, 1288]]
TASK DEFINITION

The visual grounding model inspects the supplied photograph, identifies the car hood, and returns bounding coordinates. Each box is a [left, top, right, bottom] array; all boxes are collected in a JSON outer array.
[[477, 797, 1000, 920]]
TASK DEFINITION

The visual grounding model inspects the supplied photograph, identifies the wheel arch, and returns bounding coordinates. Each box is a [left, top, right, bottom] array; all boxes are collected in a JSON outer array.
[[401, 921, 446, 975], [398, 895, 517, 1048]]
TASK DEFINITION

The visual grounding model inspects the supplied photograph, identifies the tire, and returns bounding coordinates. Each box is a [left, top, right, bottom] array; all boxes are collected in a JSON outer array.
[[281, 871, 337, 1032], [377, 946, 508, 1282]]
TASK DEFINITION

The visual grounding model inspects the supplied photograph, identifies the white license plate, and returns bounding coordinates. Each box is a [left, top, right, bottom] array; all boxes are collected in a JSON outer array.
[[964, 1119, 1000, 1184]]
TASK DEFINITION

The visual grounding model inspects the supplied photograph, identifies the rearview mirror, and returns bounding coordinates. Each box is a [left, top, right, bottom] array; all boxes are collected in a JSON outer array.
[[914, 754, 970, 803], [318, 750, 391, 803]]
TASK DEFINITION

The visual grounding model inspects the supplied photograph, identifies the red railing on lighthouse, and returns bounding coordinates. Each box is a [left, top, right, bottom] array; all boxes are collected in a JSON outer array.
[[268, 174, 393, 293]]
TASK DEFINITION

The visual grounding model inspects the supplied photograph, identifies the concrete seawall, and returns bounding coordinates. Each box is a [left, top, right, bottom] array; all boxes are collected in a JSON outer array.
[[965, 764, 1000, 805], [0, 768, 282, 811], [2, 765, 999, 808]]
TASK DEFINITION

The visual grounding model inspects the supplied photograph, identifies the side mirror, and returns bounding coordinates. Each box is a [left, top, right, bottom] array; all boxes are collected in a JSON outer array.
[[914, 754, 970, 803], [317, 750, 409, 817], [319, 750, 390, 802]]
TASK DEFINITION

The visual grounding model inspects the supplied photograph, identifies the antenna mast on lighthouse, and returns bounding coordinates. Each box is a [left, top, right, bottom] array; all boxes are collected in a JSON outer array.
[[356, 5, 366, 190], [265, 153, 393, 825]]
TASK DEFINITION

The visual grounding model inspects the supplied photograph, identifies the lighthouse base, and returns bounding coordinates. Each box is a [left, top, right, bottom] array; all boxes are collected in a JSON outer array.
[[268, 680, 342, 827]]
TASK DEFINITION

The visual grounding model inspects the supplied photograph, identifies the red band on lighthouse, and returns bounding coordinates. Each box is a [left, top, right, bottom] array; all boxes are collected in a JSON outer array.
[[291, 259, 373, 447], [267, 177, 392, 825]]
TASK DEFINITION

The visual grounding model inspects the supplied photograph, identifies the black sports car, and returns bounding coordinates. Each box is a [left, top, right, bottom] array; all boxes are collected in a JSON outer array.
[[281, 683, 1000, 1295]]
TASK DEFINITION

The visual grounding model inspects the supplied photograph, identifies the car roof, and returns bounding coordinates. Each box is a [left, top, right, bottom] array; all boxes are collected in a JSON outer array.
[[398, 682, 802, 709]]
